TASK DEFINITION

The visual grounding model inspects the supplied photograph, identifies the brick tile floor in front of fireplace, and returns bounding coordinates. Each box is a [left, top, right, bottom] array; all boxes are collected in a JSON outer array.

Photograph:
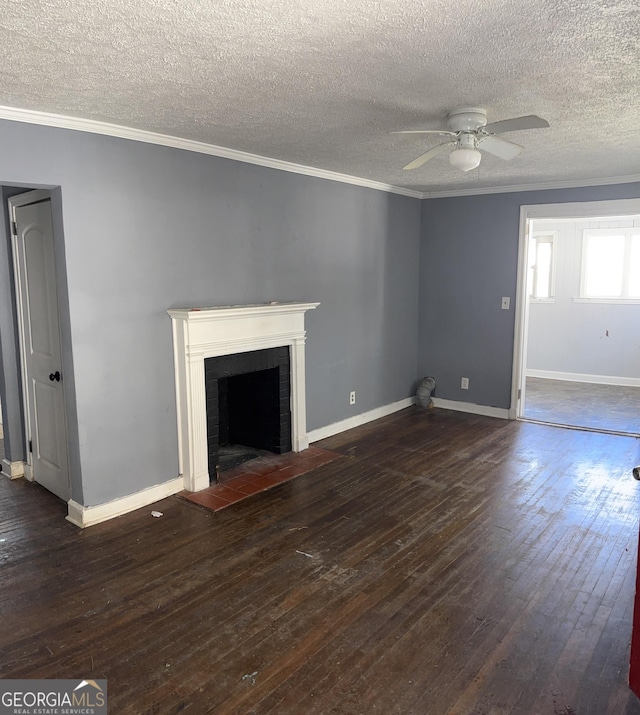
[[179, 446, 340, 512]]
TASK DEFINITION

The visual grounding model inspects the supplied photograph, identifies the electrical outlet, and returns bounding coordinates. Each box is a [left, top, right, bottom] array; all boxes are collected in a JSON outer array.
[[501, 296, 511, 310], [349, 390, 356, 405], [461, 377, 469, 390]]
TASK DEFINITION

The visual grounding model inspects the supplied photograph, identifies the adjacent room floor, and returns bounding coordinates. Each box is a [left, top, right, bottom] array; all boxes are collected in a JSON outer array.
[[2, 407, 640, 713], [524, 376, 640, 435]]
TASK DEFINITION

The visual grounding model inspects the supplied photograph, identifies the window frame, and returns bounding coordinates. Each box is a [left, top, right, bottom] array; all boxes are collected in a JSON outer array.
[[528, 230, 557, 302], [578, 227, 640, 303]]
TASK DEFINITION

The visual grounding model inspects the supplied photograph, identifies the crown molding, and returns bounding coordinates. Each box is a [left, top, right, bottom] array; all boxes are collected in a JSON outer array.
[[0, 105, 423, 199], [420, 174, 640, 199], [0, 104, 637, 202]]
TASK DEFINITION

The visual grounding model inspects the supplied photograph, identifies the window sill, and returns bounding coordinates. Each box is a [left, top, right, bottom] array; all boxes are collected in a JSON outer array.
[[573, 297, 640, 305], [529, 297, 555, 304]]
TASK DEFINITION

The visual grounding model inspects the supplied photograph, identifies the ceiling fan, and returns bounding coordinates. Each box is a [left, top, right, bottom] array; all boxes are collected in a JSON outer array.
[[394, 108, 550, 172]]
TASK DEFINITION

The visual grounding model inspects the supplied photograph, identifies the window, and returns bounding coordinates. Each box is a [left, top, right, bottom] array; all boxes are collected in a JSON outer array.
[[581, 229, 640, 300], [528, 232, 556, 300]]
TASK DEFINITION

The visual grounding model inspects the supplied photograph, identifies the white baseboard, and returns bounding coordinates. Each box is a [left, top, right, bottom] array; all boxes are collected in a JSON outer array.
[[308, 397, 416, 443], [430, 398, 510, 420], [526, 369, 640, 387], [66, 476, 184, 528], [2, 457, 25, 479]]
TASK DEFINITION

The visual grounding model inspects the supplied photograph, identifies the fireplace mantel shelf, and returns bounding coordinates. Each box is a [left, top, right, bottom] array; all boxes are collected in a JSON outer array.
[[168, 302, 319, 492], [168, 302, 320, 320]]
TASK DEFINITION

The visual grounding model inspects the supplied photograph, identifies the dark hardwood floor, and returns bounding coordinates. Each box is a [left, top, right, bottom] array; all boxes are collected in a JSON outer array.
[[2, 407, 640, 714]]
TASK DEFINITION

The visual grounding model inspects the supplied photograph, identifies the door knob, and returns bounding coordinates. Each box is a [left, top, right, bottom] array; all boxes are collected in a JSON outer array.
[[49, 371, 61, 382]]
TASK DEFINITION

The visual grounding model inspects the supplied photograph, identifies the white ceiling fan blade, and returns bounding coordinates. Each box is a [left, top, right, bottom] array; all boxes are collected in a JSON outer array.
[[481, 115, 550, 134], [478, 135, 524, 161], [392, 130, 457, 137], [403, 142, 455, 170]]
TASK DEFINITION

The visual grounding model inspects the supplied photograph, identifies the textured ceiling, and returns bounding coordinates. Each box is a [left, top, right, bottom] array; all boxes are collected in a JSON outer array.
[[0, 0, 639, 194]]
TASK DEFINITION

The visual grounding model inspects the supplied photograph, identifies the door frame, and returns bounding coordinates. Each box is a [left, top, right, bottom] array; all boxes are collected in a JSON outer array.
[[8, 188, 69, 487], [510, 198, 640, 419]]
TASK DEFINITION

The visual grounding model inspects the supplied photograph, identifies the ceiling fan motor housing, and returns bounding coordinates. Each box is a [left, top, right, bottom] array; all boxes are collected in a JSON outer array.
[[446, 108, 487, 132], [457, 133, 477, 150]]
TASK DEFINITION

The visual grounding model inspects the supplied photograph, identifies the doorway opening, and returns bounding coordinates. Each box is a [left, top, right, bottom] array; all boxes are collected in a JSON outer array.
[[512, 199, 640, 437]]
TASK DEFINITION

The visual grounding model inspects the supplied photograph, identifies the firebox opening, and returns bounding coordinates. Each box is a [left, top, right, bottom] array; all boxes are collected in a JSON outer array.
[[206, 347, 291, 480]]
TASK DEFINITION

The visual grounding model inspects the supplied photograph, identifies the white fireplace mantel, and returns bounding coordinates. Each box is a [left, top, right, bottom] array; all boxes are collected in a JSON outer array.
[[168, 302, 319, 492]]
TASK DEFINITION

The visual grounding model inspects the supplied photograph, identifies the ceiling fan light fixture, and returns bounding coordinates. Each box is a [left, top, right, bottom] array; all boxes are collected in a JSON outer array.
[[395, 109, 549, 173], [449, 147, 481, 172]]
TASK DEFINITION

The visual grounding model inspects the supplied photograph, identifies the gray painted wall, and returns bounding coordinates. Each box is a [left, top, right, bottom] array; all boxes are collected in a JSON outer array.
[[418, 182, 640, 409], [0, 119, 420, 506], [527, 217, 640, 380]]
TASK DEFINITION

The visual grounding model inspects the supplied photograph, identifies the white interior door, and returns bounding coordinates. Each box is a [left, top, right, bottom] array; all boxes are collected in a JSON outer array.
[[12, 196, 69, 500]]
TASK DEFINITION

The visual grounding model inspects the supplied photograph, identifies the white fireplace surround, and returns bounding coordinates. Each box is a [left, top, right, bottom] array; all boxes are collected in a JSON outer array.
[[168, 302, 319, 492]]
